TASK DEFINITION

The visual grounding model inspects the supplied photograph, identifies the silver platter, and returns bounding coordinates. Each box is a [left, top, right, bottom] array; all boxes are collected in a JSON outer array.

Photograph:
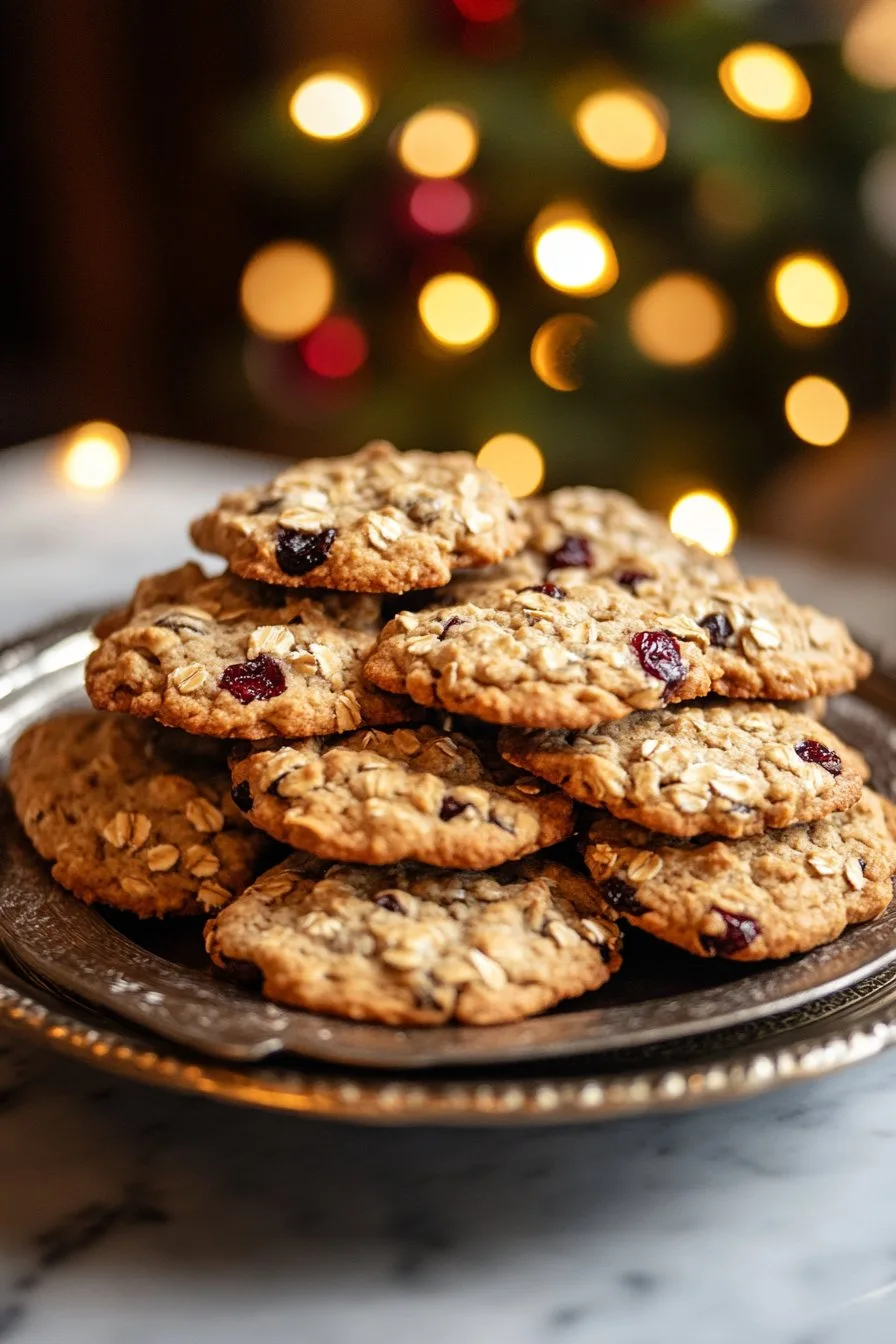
[[2, 614, 896, 1125]]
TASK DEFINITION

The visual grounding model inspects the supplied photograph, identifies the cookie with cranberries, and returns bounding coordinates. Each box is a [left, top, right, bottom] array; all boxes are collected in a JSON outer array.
[[584, 788, 896, 960], [205, 852, 621, 1026], [229, 724, 574, 869], [86, 562, 420, 739], [499, 701, 866, 839], [363, 584, 716, 729], [189, 441, 529, 594]]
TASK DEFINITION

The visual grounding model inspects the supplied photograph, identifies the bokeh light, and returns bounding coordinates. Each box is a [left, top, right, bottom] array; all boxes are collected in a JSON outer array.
[[303, 316, 368, 379], [289, 73, 372, 140], [398, 106, 479, 179], [240, 242, 334, 340], [418, 272, 498, 350], [530, 314, 597, 391], [574, 89, 667, 170], [453, 0, 516, 18], [629, 273, 731, 366], [771, 254, 848, 328], [409, 179, 474, 235], [669, 490, 737, 556], [477, 434, 544, 497], [59, 422, 130, 492], [718, 44, 812, 121], [532, 219, 618, 296], [784, 376, 851, 446], [843, 0, 896, 89]]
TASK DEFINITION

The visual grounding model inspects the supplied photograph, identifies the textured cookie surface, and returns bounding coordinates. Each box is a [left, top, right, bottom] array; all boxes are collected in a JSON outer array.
[[205, 854, 621, 1025], [9, 712, 269, 916], [583, 788, 896, 960], [230, 725, 575, 868], [500, 702, 865, 838], [190, 441, 528, 593], [86, 562, 418, 739], [365, 585, 717, 728]]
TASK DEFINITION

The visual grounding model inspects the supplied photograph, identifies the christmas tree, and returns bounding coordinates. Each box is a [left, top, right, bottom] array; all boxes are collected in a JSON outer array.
[[227, 0, 896, 556]]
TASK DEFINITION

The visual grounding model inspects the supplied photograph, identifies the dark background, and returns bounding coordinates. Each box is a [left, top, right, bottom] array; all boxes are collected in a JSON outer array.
[[1, 0, 894, 564]]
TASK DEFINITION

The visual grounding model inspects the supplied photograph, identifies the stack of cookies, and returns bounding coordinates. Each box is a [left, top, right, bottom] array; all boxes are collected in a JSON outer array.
[[9, 442, 896, 1028]]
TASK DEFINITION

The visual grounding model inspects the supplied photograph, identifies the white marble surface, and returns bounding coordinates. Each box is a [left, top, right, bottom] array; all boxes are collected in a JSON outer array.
[[3, 437, 896, 1344]]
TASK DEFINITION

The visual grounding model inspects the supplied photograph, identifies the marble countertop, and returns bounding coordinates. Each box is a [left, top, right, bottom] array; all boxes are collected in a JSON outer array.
[[3, 437, 896, 1344]]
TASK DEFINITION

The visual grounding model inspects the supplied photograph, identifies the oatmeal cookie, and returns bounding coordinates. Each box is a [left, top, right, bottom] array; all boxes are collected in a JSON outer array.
[[500, 702, 865, 838], [189, 441, 528, 593], [583, 788, 896, 960], [9, 712, 269, 916], [230, 724, 575, 868], [205, 853, 621, 1025], [86, 562, 418, 739]]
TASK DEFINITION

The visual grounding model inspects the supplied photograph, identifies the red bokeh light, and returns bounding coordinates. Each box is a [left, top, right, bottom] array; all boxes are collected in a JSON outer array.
[[302, 316, 368, 379], [409, 180, 475, 236], [452, 0, 516, 20]]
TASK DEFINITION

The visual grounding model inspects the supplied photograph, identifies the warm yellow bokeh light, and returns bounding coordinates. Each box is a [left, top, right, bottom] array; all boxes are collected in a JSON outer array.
[[289, 73, 372, 140], [530, 314, 596, 391], [418, 272, 498, 351], [784, 376, 851, 446], [532, 221, 618, 296], [843, 0, 896, 89], [240, 242, 334, 340], [669, 490, 737, 556], [477, 433, 545, 498], [59, 422, 130, 492], [718, 43, 812, 120], [629, 273, 730, 366], [398, 106, 479, 179], [772, 254, 848, 329], [574, 89, 667, 170]]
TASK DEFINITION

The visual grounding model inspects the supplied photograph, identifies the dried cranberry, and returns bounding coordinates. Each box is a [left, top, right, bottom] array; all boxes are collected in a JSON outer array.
[[548, 536, 593, 569], [439, 615, 464, 640], [440, 796, 469, 821], [614, 570, 651, 593], [699, 613, 734, 648], [219, 654, 286, 704], [631, 630, 686, 698], [375, 893, 404, 913], [230, 780, 253, 813], [524, 583, 567, 599], [275, 526, 337, 577], [700, 908, 760, 957], [601, 876, 647, 916], [795, 739, 842, 776]]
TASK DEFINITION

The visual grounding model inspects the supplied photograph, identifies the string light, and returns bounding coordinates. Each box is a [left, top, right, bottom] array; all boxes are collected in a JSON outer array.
[[718, 44, 811, 121], [409, 180, 474, 235], [530, 314, 596, 391], [531, 211, 618, 296], [59, 422, 130, 492], [784, 376, 851, 446], [302, 316, 368, 379], [398, 106, 479, 179], [861, 146, 896, 253], [629, 273, 730, 366], [289, 73, 373, 140], [693, 166, 763, 236], [843, 0, 896, 89], [771, 254, 848, 328], [240, 242, 334, 340], [574, 89, 667, 171], [418, 272, 498, 350], [669, 490, 737, 556], [477, 434, 544, 497]]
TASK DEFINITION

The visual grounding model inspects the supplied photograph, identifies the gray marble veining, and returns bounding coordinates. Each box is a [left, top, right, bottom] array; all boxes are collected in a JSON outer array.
[[2, 438, 896, 1344]]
